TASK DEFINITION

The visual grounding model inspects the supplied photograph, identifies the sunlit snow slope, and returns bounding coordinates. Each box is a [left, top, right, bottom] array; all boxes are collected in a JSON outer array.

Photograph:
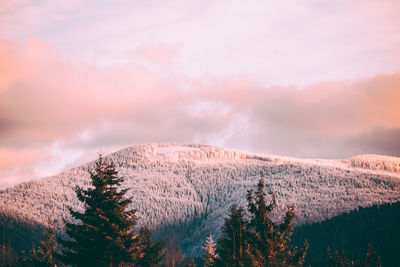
[[1, 144, 400, 255]]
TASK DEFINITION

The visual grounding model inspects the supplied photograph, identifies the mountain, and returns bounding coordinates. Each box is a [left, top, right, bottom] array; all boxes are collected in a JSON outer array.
[[1, 143, 400, 256], [292, 201, 400, 267]]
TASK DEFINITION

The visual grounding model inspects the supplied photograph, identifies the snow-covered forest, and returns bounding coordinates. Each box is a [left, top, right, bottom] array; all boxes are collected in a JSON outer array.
[[1, 143, 400, 256]]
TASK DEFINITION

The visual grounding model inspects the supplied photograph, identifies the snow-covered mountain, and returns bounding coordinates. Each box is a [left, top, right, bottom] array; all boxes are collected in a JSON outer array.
[[1, 143, 400, 255]]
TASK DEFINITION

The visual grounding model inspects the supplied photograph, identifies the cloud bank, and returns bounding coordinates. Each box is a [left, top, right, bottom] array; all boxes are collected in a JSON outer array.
[[1, 38, 400, 184], [1, 1, 400, 86]]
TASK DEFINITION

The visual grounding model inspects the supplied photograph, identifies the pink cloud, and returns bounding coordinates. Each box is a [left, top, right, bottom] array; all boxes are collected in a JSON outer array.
[[0, 147, 50, 170], [131, 41, 181, 66], [2, 1, 400, 86], [1, 38, 400, 184]]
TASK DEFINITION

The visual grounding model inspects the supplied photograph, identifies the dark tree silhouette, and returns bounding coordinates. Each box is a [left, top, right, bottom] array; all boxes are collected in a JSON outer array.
[[327, 244, 382, 267], [59, 155, 144, 266], [246, 178, 308, 266], [136, 226, 165, 266], [215, 178, 308, 267], [216, 204, 251, 266], [18, 221, 61, 267]]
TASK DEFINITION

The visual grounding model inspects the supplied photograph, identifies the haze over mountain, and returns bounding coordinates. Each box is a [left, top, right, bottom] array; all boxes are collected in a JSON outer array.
[[1, 143, 400, 256]]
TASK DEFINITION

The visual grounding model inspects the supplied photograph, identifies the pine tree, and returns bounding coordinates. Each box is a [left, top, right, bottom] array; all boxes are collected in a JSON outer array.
[[327, 244, 382, 267], [136, 226, 165, 266], [59, 155, 141, 266], [1, 225, 13, 267], [216, 204, 251, 266], [18, 221, 61, 267], [202, 233, 218, 267], [246, 178, 308, 267], [30, 226, 60, 266], [163, 236, 193, 267], [359, 243, 382, 267], [327, 247, 353, 267]]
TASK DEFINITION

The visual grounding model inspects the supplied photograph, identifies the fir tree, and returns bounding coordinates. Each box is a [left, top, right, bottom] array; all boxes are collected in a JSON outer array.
[[18, 221, 61, 267], [202, 233, 218, 267], [59, 155, 141, 266], [327, 244, 382, 267], [162, 236, 194, 267], [327, 247, 353, 267], [31, 224, 60, 266], [216, 204, 251, 266], [246, 178, 308, 267], [357, 243, 382, 267], [136, 226, 165, 266]]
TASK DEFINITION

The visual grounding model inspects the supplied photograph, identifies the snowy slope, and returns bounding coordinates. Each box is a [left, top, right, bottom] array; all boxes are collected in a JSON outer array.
[[1, 143, 400, 255]]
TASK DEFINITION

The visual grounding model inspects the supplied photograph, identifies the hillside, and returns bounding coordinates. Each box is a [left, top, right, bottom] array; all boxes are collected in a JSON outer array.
[[292, 201, 400, 267], [1, 143, 400, 256]]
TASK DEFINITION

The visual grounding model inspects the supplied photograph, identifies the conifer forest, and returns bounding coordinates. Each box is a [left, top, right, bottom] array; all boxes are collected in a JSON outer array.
[[1, 144, 399, 266]]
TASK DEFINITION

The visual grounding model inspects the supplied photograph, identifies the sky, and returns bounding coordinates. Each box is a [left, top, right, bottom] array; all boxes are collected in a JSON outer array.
[[1, 0, 400, 185]]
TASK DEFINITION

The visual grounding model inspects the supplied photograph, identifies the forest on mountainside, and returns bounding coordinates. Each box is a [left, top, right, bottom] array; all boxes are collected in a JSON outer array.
[[1, 191, 399, 266], [1, 144, 400, 257], [292, 201, 400, 267], [0, 145, 399, 266]]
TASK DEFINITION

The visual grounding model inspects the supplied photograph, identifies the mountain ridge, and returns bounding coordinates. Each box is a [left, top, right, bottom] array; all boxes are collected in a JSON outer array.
[[1, 143, 400, 255]]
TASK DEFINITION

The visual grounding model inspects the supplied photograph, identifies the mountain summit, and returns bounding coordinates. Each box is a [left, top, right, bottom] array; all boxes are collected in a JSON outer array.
[[1, 143, 400, 255]]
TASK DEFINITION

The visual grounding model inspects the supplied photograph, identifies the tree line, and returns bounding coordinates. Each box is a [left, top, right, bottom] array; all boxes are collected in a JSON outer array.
[[292, 201, 400, 267], [201, 178, 382, 267], [1, 155, 385, 266]]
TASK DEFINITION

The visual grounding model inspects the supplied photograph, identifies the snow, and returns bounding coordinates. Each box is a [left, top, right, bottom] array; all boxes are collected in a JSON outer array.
[[1, 143, 400, 256], [157, 145, 198, 155]]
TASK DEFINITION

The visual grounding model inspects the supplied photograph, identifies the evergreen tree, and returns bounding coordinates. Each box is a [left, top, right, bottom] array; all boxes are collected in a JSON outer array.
[[202, 233, 218, 267], [162, 236, 195, 267], [357, 243, 382, 267], [136, 226, 165, 266], [327, 244, 382, 267], [30, 223, 60, 266], [0, 225, 13, 267], [59, 155, 142, 266], [246, 178, 308, 267], [327, 247, 353, 267], [18, 221, 61, 267], [216, 204, 251, 266]]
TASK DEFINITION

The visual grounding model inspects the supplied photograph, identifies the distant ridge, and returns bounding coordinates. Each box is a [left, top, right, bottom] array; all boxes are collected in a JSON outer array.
[[1, 143, 400, 255]]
